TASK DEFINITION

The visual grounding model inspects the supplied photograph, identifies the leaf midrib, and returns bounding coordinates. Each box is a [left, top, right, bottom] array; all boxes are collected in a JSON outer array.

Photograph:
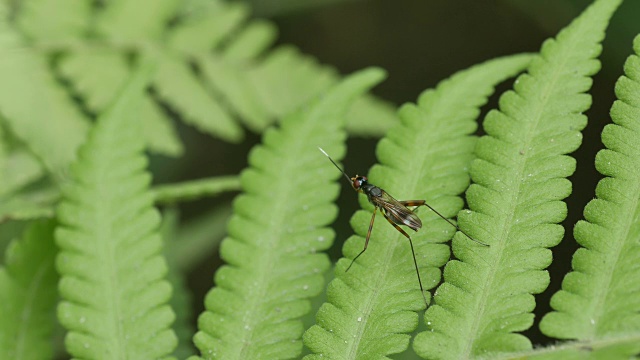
[[237, 126, 325, 359], [346, 109, 463, 359], [460, 28, 583, 358], [16, 259, 52, 359]]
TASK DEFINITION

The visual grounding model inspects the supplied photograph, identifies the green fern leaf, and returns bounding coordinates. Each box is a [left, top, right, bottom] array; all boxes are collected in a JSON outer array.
[[220, 20, 277, 61], [57, 49, 183, 156], [17, 0, 394, 150], [55, 59, 178, 359], [0, 187, 58, 221], [16, 0, 90, 43], [191, 68, 385, 360], [0, 220, 58, 360], [96, 0, 180, 43], [414, 1, 621, 359], [0, 141, 44, 197], [477, 333, 640, 359], [167, 1, 248, 54], [154, 53, 243, 142], [304, 54, 532, 359], [161, 208, 197, 359], [538, 34, 640, 348], [0, 5, 89, 175], [169, 204, 232, 273], [152, 176, 240, 204], [0, 175, 240, 223]]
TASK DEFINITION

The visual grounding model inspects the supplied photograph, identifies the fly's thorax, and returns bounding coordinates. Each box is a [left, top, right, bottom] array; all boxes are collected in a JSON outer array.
[[362, 183, 382, 198]]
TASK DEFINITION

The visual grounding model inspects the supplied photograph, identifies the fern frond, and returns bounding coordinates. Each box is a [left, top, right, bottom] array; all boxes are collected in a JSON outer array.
[[0, 187, 58, 221], [0, 175, 239, 222], [0, 220, 58, 360], [169, 204, 232, 272], [191, 68, 385, 360], [414, 1, 621, 359], [0, 145, 50, 221], [96, 0, 180, 43], [304, 54, 532, 359], [481, 333, 640, 359], [58, 49, 183, 156], [13, 0, 394, 153], [538, 34, 640, 348], [0, 143, 44, 197], [16, 0, 89, 43], [0, 5, 89, 175], [152, 176, 240, 204], [161, 208, 197, 359], [55, 59, 177, 359]]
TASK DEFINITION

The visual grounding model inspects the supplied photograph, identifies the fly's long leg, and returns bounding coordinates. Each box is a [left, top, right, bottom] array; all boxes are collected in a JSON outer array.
[[399, 200, 488, 247], [399, 200, 425, 207], [346, 206, 378, 272], [382, 212, 428, 308]]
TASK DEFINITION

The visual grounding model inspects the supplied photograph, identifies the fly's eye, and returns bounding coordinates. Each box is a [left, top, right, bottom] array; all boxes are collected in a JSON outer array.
[[352, 176, 366, 189]]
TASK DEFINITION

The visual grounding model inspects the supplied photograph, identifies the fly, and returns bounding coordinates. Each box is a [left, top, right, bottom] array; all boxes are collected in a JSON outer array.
[[319, 147, 488, 307]]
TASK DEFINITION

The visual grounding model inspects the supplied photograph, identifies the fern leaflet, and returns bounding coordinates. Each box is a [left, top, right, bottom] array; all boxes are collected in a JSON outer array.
[[538, 33, 640, 356], [55, 59, 177, 359], [0, 220, 58, 360], [12, 0, 398, 154], [414, 0, 622, 359], [161, 208, 197, 359], [58, 48, 183, 156], [304, 54, 532, 359], [0, 4, 89, 175], [191, 68, 385, 360], [152, 176, 241, 204]]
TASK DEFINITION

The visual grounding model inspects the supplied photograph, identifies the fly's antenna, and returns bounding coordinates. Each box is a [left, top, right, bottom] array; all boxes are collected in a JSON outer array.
[[422, 203, 490, 247], [318, 147, 352, 185]]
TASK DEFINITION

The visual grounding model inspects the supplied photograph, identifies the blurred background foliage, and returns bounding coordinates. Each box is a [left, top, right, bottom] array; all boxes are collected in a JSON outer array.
[[1, 0, 638, 355]]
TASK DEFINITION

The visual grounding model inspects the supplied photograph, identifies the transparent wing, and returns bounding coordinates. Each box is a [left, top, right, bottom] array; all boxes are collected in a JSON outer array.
[[374, 191, 422, 231]]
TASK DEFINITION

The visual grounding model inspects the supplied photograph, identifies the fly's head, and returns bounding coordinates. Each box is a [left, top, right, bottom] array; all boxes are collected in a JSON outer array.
[[351, 175, 368, 192]]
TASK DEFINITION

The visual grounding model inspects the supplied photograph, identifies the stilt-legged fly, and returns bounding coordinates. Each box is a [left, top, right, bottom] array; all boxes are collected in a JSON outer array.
[[319, 147, 488, 307]]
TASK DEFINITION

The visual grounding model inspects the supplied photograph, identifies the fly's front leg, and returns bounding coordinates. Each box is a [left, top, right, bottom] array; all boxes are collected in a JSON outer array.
[[346, 206, 378, 272]]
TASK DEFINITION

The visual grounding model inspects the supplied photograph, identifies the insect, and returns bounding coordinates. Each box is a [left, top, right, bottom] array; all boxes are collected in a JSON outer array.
[[319, 147, 488, 307]]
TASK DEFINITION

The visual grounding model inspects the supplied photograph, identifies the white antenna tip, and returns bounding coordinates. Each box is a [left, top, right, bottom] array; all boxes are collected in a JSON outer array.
[[318, 147, 329, 157]]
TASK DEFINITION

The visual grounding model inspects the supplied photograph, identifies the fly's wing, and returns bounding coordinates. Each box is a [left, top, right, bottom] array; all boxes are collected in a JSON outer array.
[[374, 191, 422, 231]]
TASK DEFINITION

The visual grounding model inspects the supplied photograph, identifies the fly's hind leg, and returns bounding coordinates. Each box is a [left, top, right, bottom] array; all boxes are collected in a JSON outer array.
[[399, 200, 425, 208], [382, 212, 428, 308]]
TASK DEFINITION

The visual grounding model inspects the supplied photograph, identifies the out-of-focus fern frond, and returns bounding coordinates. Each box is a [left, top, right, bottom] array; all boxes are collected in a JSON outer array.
[[0, 4, 89, 176], [152, 176, 240, 204], [538, 34, 640, 356], [161, 208, 197, 359], [191, 68, 385, 360], [8, 0, 396, 160], [58, 49, 183, 156], [0, 220, 58, 360], [55, 59, 177, 358], [304, 54, 532, 359], [414, 1, 621, 359], [16, 0, 90, 43], [169, 204, 232, 273]]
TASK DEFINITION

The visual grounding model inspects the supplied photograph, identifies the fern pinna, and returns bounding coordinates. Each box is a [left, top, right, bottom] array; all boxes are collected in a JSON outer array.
[[0, 220, 58, 359], [537, 34, 640, 358], [414, 0, 622, 359], [55, 60, 178, 359], [191, 68, 385, 360], [10, 0, 395, 166], [303, 54, 533, 359]]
